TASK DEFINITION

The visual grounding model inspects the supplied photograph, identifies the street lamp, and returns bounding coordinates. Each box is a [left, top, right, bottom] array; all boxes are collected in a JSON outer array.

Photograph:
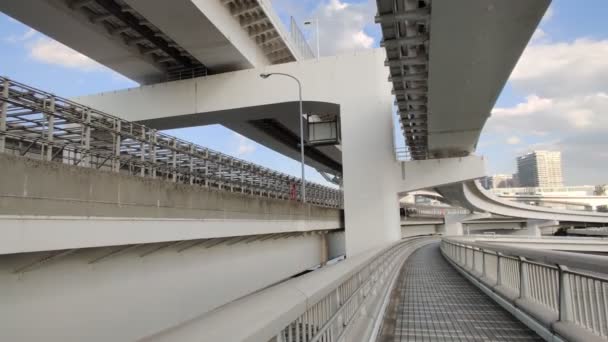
[[259, 72, 306, 204], [303, 18, 320, 59]]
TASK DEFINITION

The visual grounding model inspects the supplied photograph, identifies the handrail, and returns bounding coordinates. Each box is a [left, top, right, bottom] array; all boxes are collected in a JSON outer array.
[[441, 238, 608, 341], [142, 236, 436, 342], [449, 239, 608, 275]]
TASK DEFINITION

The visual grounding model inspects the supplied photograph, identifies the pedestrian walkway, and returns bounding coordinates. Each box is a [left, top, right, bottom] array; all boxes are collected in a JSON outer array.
[[380, 242, 543, 342]]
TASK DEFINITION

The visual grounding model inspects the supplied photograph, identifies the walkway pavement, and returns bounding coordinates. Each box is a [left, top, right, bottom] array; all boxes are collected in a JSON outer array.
[[380, 242, 543, 342]]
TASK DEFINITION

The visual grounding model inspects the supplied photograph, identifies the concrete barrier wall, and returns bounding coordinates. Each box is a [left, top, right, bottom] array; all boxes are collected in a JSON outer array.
[[0, 234, 324, 342], [0, 154, 342, 223], [401, 224, 437, 237]]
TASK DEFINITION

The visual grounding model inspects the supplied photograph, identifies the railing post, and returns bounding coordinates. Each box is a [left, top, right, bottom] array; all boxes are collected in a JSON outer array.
[[519, 256, 529, 299], [151, 129, 157, 178], [140, 126, 146, 176], [82, 108, 91, 167], [496, 253, 502, 286], [0, 78, 9, 153], [172, 138, 177, 182], [45, 96, 55, 161], [189, 144, 194, 185], [471, 247, 475, 272], [482, 249, 486, 278], [113, 119, 121, 172], [558, 264, 573, 322]]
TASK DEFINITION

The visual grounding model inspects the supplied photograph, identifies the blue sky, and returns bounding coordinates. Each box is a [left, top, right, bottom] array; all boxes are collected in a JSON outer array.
[[1, 0, 607, 186]]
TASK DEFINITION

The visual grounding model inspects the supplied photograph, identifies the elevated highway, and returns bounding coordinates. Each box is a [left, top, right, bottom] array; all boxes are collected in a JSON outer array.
[[0, 0, 312, 84], [377, 0, 550, 159], [437, 180, 608, 224], [6, 1, 608, 341]]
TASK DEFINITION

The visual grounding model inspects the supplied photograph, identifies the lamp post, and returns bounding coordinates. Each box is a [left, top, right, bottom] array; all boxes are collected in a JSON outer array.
[[304, 18, 320, 59], [259, 72, 306, 204]]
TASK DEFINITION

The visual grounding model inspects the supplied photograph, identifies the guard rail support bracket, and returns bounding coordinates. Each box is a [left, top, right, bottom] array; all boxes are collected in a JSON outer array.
[[519, 256, 529, 300], [558, 264, 573, 323]]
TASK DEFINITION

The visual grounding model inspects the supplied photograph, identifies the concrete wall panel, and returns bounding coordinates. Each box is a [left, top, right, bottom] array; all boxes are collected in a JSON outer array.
[[0, 235, 323, 342]]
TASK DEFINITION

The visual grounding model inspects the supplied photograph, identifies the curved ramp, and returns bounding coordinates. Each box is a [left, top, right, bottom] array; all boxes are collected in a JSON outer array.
[[437, 181, 608, 223], [379, 243, 542, 341]]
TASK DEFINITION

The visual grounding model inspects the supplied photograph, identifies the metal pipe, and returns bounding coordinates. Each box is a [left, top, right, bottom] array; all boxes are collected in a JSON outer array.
[[260, 72, 306, 203]]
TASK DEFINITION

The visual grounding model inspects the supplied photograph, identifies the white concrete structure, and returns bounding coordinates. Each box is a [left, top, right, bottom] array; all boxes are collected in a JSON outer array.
[[0, 233, 330, 342], [0, 0, 310, 84], [74, 52, 388, 255], [377, 0, 550, 159], [492, 186, 608, 211], [2, 0, 556, 255], [75, 50, 490, 255], [438, 180, 608, 223]]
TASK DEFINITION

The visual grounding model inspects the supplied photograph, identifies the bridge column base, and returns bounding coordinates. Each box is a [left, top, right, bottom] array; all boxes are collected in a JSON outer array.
[[441, 213, 491, 236]]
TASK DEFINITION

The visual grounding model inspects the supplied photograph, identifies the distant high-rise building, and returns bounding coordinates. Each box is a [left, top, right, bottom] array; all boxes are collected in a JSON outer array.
[[516, 151, 563, 187]]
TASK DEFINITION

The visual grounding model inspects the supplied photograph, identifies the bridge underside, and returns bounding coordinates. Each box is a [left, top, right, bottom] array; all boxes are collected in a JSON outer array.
[[377, 0, 550, 159], [0, 0, 298, 84]]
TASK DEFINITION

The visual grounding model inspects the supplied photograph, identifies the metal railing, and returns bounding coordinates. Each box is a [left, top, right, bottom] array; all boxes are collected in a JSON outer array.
[[0, 76, 342, 208], [289, 16, 315, 60], [274, 237, 435, 342], [394, 146, 411, 161], [441, 238, 608, 340]]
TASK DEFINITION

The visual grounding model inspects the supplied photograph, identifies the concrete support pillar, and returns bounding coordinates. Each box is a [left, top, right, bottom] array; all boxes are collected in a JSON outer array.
[[320, 232, 329, 266], [341, 101, 400, 257], [441, 212, 491, 236], [443, 216, 464, 236]]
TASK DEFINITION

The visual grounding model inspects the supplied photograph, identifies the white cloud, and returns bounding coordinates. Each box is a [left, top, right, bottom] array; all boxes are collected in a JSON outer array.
[[28, 37, 103, 71], [233, 133, 256, 157], [327, 0, 348, 11], [530, 29, 546, 42], [506, 136, 521, 145], [542, 6, 554, 23], [511, 39, 608, 97], [313, 0, 376, 55], [273, 0, 377, 57], [483, 33, 608, 184], [4, 28, 36, 43], [492, 95, 552, 117], [489, 93, 608, 136], [352, 30, 374, 48]]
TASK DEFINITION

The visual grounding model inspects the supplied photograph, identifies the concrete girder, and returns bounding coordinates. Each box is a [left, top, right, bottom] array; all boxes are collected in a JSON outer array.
[[384, 56, 428, 67], [0, 234, 330, 341], [436, 180, 608, 223], [374, 8, 430, 23], [380, 34, 428, 48], [398, 155, 486, 195]]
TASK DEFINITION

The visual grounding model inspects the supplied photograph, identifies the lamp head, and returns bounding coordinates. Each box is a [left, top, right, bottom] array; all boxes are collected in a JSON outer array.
[[259, 73, 271, 79]]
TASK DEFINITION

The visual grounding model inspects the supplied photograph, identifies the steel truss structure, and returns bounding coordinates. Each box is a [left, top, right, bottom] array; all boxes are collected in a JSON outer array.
[[0, 77, 342, 208], [376, 0, 430, 160]]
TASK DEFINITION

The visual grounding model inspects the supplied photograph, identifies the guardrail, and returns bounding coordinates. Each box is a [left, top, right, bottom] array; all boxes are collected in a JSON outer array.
[[441, 238, 608, 342], [289, 16, 315, 60], [143, 236, 437, 342], [0, 76, 342, 208]]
